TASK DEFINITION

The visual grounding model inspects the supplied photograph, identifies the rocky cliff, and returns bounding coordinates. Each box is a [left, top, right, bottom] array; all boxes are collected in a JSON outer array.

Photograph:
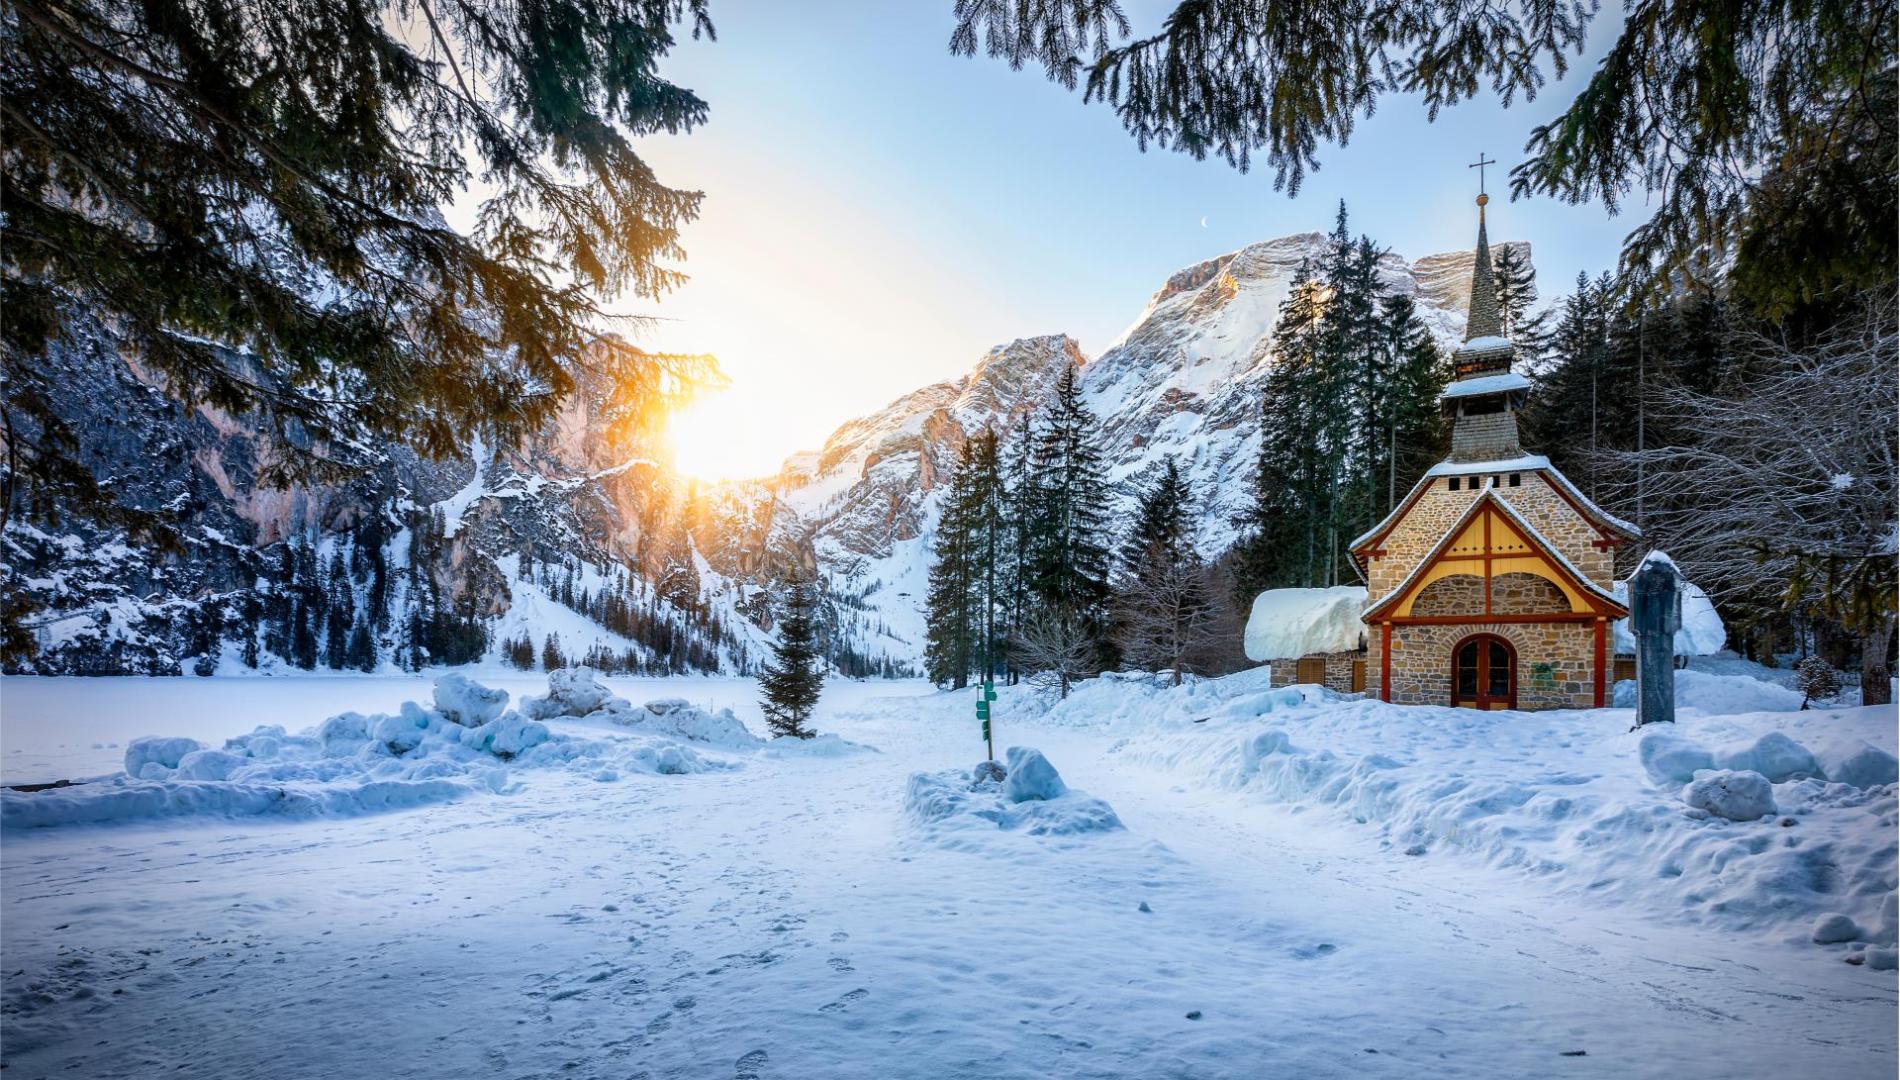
[[4, 233, 1520, 676]]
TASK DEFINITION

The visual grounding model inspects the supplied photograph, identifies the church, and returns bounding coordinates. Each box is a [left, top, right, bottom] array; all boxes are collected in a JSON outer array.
[[1251, 191, 1643, 710]]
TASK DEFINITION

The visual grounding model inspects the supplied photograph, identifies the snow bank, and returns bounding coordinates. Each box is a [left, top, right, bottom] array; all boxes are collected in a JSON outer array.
[[1243, 586, 1366, 662], [905, 749, 1123, 840], [1614, 668, 1807, 713], [519, 667, 763, 749], [2, 674, 737, 830], [1037, 669, 1896, 953]]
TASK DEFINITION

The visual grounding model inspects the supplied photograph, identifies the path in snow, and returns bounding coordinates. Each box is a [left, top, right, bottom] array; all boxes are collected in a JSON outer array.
[[1, 677, 1893, 1079]]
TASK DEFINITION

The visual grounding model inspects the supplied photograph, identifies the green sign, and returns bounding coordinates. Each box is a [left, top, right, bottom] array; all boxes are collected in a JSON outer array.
[[976, 699, 990, 719], [981, 719, 991, 740]]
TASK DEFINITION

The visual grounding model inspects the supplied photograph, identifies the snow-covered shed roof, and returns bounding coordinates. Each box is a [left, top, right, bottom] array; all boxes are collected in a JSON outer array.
[[1611, 552, 1726, 656], [1245, 586, 1368, 662]]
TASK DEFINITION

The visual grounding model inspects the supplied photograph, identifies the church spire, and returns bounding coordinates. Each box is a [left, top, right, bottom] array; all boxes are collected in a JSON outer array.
[[1440, 171, 1529, 464], [1465, 194, 1504, 342]]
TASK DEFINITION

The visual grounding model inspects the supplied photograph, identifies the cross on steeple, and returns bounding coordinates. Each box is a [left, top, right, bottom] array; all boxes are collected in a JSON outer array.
[[1468, 153, 1496, 196]]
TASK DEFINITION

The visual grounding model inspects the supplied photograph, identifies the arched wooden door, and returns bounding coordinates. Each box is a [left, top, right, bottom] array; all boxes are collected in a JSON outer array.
[[1451, 634, 1516, 709]]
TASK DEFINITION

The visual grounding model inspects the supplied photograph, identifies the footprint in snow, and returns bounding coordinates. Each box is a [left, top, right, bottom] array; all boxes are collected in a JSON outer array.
[[1290, 943, 1338, 960], [826, 956, 854, 974], [734, 1048, 770, 1078], [819, 988, 869, 1013]]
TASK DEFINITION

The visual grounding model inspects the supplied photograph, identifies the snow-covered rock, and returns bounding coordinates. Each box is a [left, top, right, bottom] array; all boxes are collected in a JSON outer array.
[[1002, 747, 1069, 802], [433, 673, 509, 727], [606, 699, 761, 749], [1681, 770, 1777, 821], [1818, 741, 1899, 789], [124, 736, 203, 780], [519, 667, 618, 720], [1812, 913, 1863, 944], [906, 750, 1122, 838]]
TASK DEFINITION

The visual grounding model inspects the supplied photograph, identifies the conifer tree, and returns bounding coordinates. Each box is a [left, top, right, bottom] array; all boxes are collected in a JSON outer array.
[[998, 410, 1039, 682], [925, 440, 979, 687], [759, 578, 824, 739], [346, 620, 378, 673], [1024, 362, 1113, 671], [1114, 460, 1217, 683], [1234, 261, 1328, 596], [4, 0, 719, 546], [1491, 244, 1544, 347]]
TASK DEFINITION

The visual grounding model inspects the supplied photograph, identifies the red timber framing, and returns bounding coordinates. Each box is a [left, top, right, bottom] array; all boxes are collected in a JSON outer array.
[[1380, 622, 1392, 702], [1350, 465, 1638, 576], [1593, 618, 1607, 707], [1363, 493, 1625, 625], [1363, 492, 1627, 708]]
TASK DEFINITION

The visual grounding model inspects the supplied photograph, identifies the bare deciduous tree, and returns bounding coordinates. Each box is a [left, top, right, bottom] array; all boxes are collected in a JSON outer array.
[[1010, 609, 1097, 699], [1114, 551, 1224, 685], [1604, 297, 1897, 702]]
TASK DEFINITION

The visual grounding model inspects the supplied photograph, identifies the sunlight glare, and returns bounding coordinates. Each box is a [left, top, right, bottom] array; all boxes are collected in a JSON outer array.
[[664, 390, 788, 482]]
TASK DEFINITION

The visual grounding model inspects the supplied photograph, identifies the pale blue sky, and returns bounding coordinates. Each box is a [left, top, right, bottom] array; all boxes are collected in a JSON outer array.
[[636, 1, 1653, 478]]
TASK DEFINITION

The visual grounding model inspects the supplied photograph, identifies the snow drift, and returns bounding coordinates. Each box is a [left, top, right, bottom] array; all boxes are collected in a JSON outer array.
[[1, 673, 736, 829], [984, 664, 1897, 956]]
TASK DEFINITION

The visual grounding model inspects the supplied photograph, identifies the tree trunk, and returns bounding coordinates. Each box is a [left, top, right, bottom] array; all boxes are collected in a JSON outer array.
[[1861, 618, 1893, 706]]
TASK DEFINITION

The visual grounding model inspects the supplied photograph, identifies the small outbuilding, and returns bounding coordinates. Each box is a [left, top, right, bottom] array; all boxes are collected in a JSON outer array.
[[1244, 586, 1370, 693]]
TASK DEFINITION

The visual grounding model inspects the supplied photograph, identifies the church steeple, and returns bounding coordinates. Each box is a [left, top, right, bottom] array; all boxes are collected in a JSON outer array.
[[1465, 195, 1504, 343], [1441, 182, 1529, 463]]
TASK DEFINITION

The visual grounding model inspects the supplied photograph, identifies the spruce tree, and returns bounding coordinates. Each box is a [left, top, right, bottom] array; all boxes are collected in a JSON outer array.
[[1234, 262, 1327, 595], [4, 0, 718, 546], [924, 445, 974, 686], [759, 579, 824, 739], [922, 430, 1008, 688], [998, 410, 1039, 682], [1024, 362, 1113, 671], [1115, 460, 1217, 683]]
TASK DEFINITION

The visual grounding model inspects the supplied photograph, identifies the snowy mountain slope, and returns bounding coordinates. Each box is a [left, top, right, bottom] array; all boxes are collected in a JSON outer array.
[[6, 232, 1522, 678], [3, 313, 757, 676], [701, 234, 1528, 666]]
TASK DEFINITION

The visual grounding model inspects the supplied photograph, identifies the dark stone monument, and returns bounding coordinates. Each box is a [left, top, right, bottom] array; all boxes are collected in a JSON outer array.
[[1631, 556, 1682, 725]]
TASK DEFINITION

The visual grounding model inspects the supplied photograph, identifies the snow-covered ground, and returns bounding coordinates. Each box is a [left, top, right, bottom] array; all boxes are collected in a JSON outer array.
[[2, 666, 1894, 1078]]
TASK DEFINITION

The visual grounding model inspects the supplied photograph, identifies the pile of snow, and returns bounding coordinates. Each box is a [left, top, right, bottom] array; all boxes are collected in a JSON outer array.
[[520, 668, 763, 749], [1, 674, 735, 829], [1243, 585, 1366, 662], [1614, 668, 1807, 713], [1012, 668, 1896, 954], [905, 747, 1123, 840], [1611, 551, 1726, 656]]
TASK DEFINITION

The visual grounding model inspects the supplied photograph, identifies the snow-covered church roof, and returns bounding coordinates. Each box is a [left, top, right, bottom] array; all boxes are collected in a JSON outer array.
[[1244, 586, 1368, 662], [1611, 552, 1726, 656]]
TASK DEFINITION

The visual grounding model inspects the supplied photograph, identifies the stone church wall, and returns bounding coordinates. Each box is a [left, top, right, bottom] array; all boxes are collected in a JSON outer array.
[[1367, 621, 1600, 710], [1364, 469, 1616, 606]]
